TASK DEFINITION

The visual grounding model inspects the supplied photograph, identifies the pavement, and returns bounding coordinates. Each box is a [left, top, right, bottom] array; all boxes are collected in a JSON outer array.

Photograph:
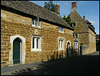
[[1, 62, 44, 75], [85, 51, 99, 55], [1, 51, 99, 75]]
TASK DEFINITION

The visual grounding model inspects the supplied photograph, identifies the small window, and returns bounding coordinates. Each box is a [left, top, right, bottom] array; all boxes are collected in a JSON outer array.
[[72, 23, 76, 27], [73, 23, 76, 27], [32, 17, 40, 28], [31, 35, 41, 52], [74, 42, 78, 49], [59, 26, 64, 32], [73, 34, 78, 38]]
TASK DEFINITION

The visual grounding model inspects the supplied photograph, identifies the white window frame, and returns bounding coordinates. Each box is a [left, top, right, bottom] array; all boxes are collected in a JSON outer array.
[[58, 37, 65, 51], [31, 35, 42, 52], [59, 26, 64, 33], [74, 42, 78, 49], [32, 17, 41, 28]]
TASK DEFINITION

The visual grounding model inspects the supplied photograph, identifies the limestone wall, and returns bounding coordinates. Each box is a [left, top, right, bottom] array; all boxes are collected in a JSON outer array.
[[1, 9, 73, 67], [88, 28, 96, 53]]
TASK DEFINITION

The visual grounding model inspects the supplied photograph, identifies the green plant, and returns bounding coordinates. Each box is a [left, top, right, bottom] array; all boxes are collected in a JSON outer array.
[[44, 0, 55, 12], [63, 15, 74, 27]]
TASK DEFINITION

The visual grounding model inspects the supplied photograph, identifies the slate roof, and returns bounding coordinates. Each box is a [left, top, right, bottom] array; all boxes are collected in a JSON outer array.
[[84, 20, 96, 33], [1, 1, 73, 30], [68, 11, 96, 33]]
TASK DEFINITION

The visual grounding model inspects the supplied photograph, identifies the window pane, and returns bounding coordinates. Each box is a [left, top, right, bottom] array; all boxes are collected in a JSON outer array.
[[61, 40, 62, 48], [59, 26, 63, 32], [32, 19, 34, 25], [33, 37, 35, 48], [61, 27, 62, 31], [37, 38, 39, 49], [35, 19, 38, 26], [59, 40, 60, 48], [74, 42, 78, 49], [61, 27, 63, 32], [38, 18, 40, 26]]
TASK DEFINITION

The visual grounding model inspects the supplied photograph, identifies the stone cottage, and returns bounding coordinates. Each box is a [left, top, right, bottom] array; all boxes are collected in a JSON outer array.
[[1, 1, 74, 68], [68, 2, 96, 55]]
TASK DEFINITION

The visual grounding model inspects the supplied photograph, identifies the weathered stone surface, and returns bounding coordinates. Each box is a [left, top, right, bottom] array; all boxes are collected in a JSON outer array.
[[1, 9, 73, 67], [69, 11, 96, 54]]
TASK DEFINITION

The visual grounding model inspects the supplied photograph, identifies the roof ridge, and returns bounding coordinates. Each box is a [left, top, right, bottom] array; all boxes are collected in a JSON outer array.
[[1, 1, 73, 30], [29, 1, 60, 16]]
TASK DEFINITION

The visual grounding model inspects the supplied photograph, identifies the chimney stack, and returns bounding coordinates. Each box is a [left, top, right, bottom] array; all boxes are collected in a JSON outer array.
[[72, 2, 77, 12], [55, 2, 60, 15], [83, 16, 85, 20]]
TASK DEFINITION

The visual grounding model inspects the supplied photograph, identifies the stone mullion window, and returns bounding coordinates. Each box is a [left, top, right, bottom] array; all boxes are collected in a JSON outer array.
[[74, 42, 78, 49], [34, 38, 37, 49], [58, 39, 65, 51], [31, 35, 42, 52], [59, 26, 64, 33]]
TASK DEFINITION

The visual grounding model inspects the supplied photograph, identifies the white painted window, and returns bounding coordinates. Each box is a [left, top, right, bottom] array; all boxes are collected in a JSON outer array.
[[31, 35, 42, 52], [58, 39, 64, 50], [74, 42, 78, 49], [32, 17, 40, 28], [59, 26, 64, 32]]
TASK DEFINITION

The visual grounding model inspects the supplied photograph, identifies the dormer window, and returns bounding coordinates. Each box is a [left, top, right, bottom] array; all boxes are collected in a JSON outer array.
[[59, 26, 64, 32], [32, 17, 40, 28]]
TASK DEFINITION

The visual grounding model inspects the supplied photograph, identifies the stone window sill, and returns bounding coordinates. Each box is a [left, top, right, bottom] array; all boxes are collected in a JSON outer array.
[[31, 49, 42, 52]]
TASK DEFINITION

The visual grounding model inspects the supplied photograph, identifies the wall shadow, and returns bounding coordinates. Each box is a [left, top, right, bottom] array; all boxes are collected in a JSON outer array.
[[12, 54, 99, 75]]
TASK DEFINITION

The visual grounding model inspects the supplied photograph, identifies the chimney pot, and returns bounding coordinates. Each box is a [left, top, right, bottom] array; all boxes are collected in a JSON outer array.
[[57, 2, 58, 5], [83, 16, 85, 20]]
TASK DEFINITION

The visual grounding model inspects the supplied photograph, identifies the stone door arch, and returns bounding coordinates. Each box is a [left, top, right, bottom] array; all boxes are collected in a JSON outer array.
[[66, 41, 71, 57], [9, 35, 26, 66]]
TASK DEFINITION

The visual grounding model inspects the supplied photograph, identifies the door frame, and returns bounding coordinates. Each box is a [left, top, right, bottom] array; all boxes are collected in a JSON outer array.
[[13, 38, 21, 64], [9, 35, 26, 66], [66, 41, 71, 57]]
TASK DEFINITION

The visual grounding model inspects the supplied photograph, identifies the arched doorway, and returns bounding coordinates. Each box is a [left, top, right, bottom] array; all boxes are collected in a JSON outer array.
[[10, 35, 26, 66], [66, 41, 71, 57], [13, 38, 21, 64]]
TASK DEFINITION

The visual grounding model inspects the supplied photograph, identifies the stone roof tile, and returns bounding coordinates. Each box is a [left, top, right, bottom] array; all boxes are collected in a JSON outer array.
[[1, 1, 74, 30]]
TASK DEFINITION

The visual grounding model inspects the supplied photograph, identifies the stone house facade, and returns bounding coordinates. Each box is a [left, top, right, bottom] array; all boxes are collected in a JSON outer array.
[[1, 1, 74, 68], [68, 2, 96, 55]]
